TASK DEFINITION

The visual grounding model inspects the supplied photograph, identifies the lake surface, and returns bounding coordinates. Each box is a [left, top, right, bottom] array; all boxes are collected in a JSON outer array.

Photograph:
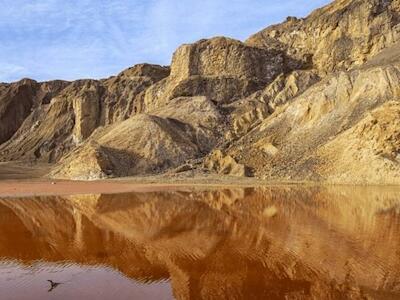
[[0, 186, 400, 299]]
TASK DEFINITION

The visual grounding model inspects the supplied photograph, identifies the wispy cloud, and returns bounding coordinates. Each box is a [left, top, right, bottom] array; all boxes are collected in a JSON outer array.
[[0, 0, 331, 82], [0, 63, 26, 82]]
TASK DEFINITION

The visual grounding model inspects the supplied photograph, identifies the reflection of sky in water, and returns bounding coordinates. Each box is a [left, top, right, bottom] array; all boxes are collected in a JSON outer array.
[[0, 261, 172, 300]]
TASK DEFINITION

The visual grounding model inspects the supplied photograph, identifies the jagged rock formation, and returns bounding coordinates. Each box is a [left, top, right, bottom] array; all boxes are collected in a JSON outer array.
[[226, 70, 320, 138], [52, 96, 223, 179], [246, 0, 400, 73], [227, 49, 400, 183], [203, 150, 248, 177], [0, 64, 170, 163], [318, 101, 400, 183], [0, 79, 68, 144], [1, 0, 400, 183], [143, 37, 287, 111]]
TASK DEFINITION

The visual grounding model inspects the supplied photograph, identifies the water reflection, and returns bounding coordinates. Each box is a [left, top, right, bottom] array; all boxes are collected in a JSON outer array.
[[0, 186, 400, 299]]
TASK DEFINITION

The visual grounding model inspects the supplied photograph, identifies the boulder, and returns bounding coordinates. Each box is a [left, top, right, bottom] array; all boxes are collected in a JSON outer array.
[[203, 150, 249, 177]]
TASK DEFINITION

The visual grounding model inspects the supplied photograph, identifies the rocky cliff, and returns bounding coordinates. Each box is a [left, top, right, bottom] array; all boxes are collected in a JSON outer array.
[[1, 0, 400, 183]]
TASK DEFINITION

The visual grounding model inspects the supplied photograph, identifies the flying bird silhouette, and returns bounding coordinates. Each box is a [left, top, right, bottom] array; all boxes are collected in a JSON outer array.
[[47, 280, 62, 292]]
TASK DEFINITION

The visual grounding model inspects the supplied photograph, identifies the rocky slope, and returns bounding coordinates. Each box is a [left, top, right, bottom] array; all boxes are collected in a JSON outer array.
[[1, 0, 400, 183]]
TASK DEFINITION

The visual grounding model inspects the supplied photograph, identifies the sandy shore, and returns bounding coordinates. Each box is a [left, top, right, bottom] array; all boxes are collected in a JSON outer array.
[[0, 179, 213, 197], [0, 161, 282, 197], [0, 162, 392, 198], [0, 174, 307, 197]]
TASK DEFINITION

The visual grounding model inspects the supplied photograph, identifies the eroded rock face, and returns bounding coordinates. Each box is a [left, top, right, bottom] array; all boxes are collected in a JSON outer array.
[[226, 70, 320, 138], [170, 37, 285, 81], [203, 150, 248, 177], [70, 80, 104, 143], [227, 60, 400, 182], [0, 80, 99, 162], [52, 95, 225, 179], [101, 64, 170, 124], [317, 101, 400, 184], [52, 115, 200, 179], [151, 96, 225, 153], [143, 37, 286, 111], [247, 0, 400, 74], [0, 79, 68, 144], [0, 64, 169, 163]]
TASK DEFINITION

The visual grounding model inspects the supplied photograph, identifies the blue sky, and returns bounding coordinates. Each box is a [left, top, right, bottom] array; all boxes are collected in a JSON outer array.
[[0, 0, 331, 83]]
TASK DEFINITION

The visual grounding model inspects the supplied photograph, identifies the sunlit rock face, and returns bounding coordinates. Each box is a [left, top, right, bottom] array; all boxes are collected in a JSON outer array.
[[143, 37, 286, 112], [0, 186, 399, 299], [228, 60, 400, 183], [246, 0, 400, 74], [0, 79, 68, 144], [0, 65, 170, 164]]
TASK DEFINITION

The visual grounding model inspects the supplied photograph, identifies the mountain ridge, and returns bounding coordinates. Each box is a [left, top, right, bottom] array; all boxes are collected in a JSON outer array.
[[1, 0, 400, 183]]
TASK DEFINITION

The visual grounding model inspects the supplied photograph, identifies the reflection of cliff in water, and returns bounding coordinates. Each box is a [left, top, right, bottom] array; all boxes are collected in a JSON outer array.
[[0, 186, 400, 299]]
